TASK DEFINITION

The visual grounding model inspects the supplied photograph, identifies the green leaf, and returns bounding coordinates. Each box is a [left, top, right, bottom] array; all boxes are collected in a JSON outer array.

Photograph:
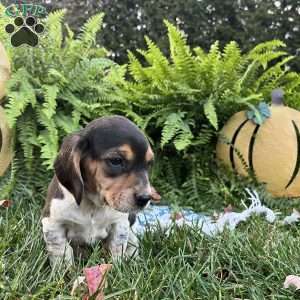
[[204, 98, 218, 130]]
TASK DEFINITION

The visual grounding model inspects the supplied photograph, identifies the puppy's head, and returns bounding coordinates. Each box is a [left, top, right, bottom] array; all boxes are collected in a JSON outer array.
[[54, 116, 160, 213]]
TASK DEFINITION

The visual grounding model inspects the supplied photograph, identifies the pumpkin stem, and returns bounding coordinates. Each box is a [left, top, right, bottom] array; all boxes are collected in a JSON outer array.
[[271, 88, 284, 106]]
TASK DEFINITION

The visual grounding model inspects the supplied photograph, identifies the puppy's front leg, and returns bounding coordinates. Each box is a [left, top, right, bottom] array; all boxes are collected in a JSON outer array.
[[106, 221, 130, 260], [42, 217, 74, 268], [126, 229, 139, 258]]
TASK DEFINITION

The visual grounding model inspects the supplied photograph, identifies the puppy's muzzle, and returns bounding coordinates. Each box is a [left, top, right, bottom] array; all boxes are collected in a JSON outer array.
[[135, 193, 151, 207]]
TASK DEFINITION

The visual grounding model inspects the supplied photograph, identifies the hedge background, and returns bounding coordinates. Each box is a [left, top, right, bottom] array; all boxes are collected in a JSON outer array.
[[3, 0, 300, 68]]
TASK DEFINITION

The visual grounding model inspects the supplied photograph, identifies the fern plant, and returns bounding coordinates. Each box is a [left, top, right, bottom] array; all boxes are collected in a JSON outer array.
[[0, 7, 128, 173], [125, 20, 300, 152], [122, 20, 300, 208], [1, 13, 300, 207]]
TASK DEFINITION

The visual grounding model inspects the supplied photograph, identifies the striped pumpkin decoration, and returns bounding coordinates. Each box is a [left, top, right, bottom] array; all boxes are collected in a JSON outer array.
[[0, 42, 12, 176], [0, 106, 13, 176], [0, 42, 10, 102], [216, 89, 300, 197]]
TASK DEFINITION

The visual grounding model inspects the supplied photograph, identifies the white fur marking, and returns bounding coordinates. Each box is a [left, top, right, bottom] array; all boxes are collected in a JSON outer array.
[[42, 184, 138, 265]]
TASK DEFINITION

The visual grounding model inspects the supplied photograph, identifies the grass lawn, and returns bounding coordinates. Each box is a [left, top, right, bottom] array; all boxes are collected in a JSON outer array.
[[1, 190, 300, 299]]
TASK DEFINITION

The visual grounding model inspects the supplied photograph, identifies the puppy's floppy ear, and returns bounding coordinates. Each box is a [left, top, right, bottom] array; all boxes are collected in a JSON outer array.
[[54, 134, 87, 205]]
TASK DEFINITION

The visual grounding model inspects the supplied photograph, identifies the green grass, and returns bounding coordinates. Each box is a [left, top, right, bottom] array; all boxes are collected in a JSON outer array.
[[1, 191, 300, 299]]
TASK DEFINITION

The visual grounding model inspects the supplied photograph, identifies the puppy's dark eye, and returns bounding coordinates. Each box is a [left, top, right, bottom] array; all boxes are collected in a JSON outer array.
[[108, 157, 123, 166]]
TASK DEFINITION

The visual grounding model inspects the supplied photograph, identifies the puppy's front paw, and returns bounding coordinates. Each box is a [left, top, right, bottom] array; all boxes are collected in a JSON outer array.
[[124, 245, 139, 259], [49, 244, 74, 269], [109, 244, 126, 262], [125, 230, 139, 259]]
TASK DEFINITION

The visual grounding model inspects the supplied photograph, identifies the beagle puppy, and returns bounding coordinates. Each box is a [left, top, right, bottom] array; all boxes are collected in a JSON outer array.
[[41, 116, 160, 267]]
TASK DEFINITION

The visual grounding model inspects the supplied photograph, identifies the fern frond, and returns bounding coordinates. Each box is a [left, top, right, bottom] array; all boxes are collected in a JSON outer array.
[[181, 161, 209, 204], [16, 111, 38, 170], [79, 13, 104, 48], [248, 40, 287, 69], [138, 36, 170, 83], [204, 96, 218, 129], [41, 85, 59, 119], [128, 51, 149, 82], [161, 112, 193, 150], [55, 112, 81, 135], [255, 56, 294, 91], [249, 40, 286, 55], [164, 20, 196, 84], [43, 9, 66, 51], [5, 68, 36, 127]]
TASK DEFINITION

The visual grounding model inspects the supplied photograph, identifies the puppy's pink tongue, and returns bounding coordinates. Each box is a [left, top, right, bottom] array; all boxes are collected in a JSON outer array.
[[151, 186, 161, 202]]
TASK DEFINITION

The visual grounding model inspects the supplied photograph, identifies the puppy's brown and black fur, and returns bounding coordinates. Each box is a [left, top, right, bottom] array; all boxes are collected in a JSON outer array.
[[42, 116, 160, 266]]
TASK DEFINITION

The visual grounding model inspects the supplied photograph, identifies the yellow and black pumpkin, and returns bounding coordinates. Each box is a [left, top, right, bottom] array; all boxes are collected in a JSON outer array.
[[0, 106, 13, 176], [216, 89, 300, 197], [0, 42, 12, 176], [0, 42, 10, 102]]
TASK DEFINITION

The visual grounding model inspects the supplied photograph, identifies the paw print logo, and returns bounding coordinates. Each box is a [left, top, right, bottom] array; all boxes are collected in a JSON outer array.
[[5, 16, 44, 47]]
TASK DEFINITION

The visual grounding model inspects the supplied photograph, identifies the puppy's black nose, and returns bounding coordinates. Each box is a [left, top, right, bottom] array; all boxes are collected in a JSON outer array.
[[135, 194, 151, 207]]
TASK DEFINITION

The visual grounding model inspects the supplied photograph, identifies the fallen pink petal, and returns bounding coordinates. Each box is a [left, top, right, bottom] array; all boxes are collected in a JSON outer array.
[[0, 199, 12, 208], [84, 264, 112, 296], [284, 275, 300, 290]]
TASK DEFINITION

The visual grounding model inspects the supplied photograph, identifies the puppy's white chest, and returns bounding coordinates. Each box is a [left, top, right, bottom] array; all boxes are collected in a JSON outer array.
[[66, 212, 110, 244], [51, 196, 128, 245]]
